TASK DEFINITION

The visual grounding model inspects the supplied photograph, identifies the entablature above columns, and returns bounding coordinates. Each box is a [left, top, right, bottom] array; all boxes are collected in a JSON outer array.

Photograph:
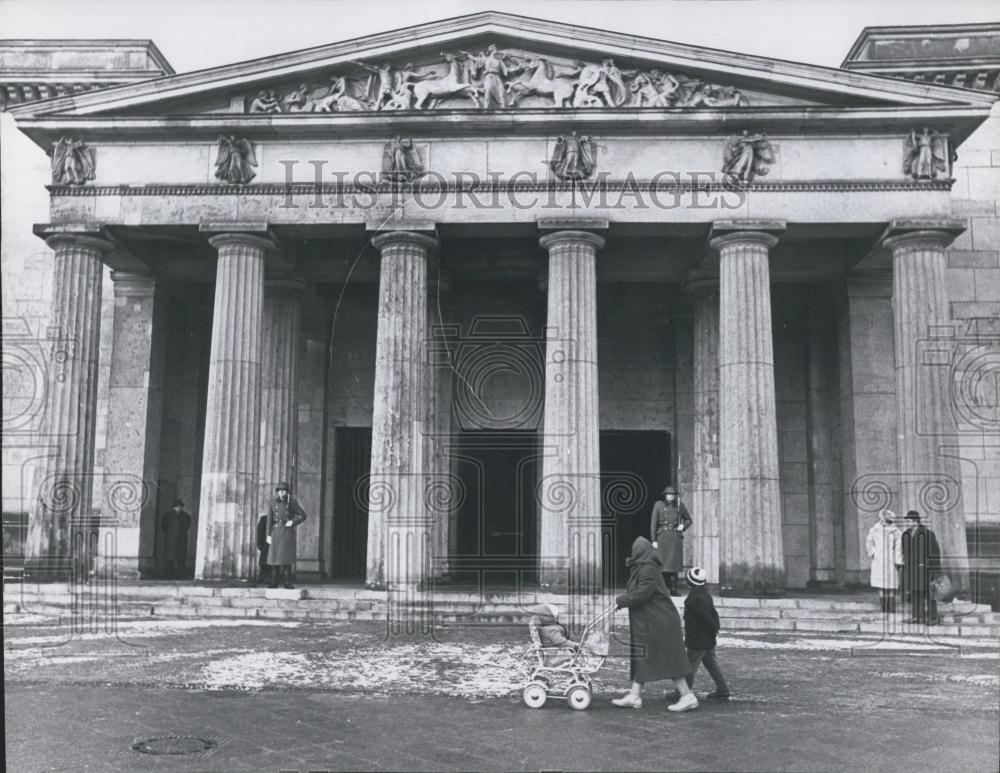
[[35, 214, 969, 289]]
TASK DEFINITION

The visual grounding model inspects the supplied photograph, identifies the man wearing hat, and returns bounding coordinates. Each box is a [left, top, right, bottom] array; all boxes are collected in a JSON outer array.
[[650, 485, 693, 596], [900, 510, 941, 625], [263, 481, 308, 589], [159, 498, 191, 579]]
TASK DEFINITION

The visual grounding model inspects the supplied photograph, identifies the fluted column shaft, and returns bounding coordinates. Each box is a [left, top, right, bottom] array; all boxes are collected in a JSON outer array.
[[426, 277, 455, 579], [27, 234, 110, 578], [690, 279, 721, 583], [885, 229, 968, 591], [538, 230, 604, 593], [195, 233, 269, 580], [367, 231, 435, 589], [713, 231, 785, 593], [259, 278, 305, 507], [102, 272, 167, 579]]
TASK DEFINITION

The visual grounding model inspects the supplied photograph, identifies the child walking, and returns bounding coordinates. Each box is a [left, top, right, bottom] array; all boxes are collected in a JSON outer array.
[[682, 567, 731, 700]]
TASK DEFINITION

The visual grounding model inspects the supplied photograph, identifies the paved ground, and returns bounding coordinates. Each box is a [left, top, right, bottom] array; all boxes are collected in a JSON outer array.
[[4, 613, 1000, 772]]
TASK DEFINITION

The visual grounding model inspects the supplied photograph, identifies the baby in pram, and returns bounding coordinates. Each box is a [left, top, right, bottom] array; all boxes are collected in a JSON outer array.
[[526, 603, 580, 666]]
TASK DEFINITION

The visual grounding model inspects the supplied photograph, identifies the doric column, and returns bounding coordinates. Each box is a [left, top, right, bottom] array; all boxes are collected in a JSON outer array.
[[426, 269, 455, 580], [805, 288, 839, 585], [838, 276, 897, 585], [258, 275, 306, 505], [366, 230, 436, 590], [538, 229, 604, 593], [711, 222, 785, 593], [26, 230, 112, 579], [882, 220, 969, 591], [687, 273, 721, 584], [194, 232, 270, 580], [101, 271, 167, 579]]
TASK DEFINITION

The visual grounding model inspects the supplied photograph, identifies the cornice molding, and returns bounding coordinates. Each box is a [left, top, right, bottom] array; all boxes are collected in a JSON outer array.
[[45, 178, 956, 198], [11, 11, 995, 120]]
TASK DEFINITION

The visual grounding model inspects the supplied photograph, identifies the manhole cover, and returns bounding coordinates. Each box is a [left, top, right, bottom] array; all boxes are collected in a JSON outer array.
[[130, 736, 218, 756]]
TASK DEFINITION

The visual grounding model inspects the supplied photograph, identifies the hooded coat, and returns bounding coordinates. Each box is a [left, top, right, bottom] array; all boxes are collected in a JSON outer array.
[[615, 537, 691, 683]]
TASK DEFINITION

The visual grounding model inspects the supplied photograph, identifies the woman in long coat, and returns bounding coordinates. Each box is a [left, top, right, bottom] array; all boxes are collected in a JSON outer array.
[[612, 536, 698, 712], [650, 486, 693, 596], [865, 509, 902, 614]]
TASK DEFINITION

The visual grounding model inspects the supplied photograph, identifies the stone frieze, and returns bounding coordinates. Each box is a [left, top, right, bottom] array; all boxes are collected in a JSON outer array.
[[246, 46, 751, 113]]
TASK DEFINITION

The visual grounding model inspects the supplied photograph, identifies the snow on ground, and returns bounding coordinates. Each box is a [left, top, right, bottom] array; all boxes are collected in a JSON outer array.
[[4, 616, 302, 646]]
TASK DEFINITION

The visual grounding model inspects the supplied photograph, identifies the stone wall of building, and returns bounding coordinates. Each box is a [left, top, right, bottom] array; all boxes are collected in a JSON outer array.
[[949, 103, 1000, 529], [598, 283, 674, 433]]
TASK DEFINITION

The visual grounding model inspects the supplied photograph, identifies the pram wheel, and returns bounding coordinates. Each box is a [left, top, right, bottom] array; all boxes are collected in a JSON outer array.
[[566, 684, 592, 711], [523, 682, 548, 708]]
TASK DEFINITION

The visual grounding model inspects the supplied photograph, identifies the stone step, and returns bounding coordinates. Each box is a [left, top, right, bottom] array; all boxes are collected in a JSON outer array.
[[7, 585, 998, 640]]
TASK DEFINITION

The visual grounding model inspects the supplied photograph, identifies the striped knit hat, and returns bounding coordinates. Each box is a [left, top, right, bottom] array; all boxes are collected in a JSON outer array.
[[686, 567, 707, 587]]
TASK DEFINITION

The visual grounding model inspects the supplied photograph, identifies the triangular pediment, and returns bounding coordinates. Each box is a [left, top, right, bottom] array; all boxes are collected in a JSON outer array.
[[12, 11, 997, 121]]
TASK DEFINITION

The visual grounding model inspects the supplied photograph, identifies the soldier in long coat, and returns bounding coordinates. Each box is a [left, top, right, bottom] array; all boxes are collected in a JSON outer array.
[[650, 485, 693, 596], [611, 537, 698, 712], [264, 482, 307, 589]]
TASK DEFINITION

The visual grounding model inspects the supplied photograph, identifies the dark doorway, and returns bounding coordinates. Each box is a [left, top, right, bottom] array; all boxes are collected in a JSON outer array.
[[452, 431, 539, 586], [332, 427, 372, 581], [600, 430, 671, 587]]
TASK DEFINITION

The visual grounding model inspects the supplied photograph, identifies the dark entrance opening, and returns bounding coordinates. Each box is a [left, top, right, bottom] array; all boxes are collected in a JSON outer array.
[[452, 431, 539, 587], [600, 430, 671, 588], [332, 427, 372, 581]]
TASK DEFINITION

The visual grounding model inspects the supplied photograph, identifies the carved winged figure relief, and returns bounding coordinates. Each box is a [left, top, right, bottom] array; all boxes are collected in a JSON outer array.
[[722, 131, 774, 185], [904, 128, 949, 180], [381, 136, 423, 182], [51, 138, 96, 185], [549, 131, 597, 180], [215, 135, 257, 184]]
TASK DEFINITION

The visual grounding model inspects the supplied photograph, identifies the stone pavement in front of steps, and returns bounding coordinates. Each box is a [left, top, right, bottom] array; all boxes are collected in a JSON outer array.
[[5, 579, 1000, 643]]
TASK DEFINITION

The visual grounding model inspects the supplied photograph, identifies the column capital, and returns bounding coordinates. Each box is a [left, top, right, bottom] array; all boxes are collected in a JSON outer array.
[[539, 230, 606, 251], [371, 229, 439, 253], [34, 224, 114, 254], [265, 272, 309, 294], [110, 271, 156, 297], [709, 220, 785, 251], [206, 232, 276, 252], [880, 218, 966, 253], [683, 270, 720, 297]]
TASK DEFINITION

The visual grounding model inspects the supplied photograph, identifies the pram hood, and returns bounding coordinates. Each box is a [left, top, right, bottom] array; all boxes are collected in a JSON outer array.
[[524, 602, 561, 625]]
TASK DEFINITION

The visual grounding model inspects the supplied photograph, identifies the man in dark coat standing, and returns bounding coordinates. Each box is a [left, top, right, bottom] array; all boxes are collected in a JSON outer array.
[[255, 513, 271, 587], [901, 510, 941, 625], [160, 499, 191, 579], [612, 536, 697, 712], [651, 485, 693, 596], [265, 482, 307, 589]]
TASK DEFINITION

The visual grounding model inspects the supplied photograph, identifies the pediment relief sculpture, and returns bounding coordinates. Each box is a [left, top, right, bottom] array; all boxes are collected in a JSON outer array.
[[904, 128, 951, 181], [51, 137, 96, 185], [245, 46, 751, 113]]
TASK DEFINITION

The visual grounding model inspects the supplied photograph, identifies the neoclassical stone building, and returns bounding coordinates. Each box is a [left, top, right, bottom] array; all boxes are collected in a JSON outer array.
[[3, 13, 998, 594]]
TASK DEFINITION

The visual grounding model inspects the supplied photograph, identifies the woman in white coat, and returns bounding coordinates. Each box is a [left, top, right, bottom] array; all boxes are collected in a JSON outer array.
[[866, 509, 902, 614]]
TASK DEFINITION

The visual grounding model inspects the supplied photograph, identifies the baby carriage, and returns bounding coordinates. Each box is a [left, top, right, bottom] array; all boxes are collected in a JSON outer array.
[[521, 602, 616, 711]]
